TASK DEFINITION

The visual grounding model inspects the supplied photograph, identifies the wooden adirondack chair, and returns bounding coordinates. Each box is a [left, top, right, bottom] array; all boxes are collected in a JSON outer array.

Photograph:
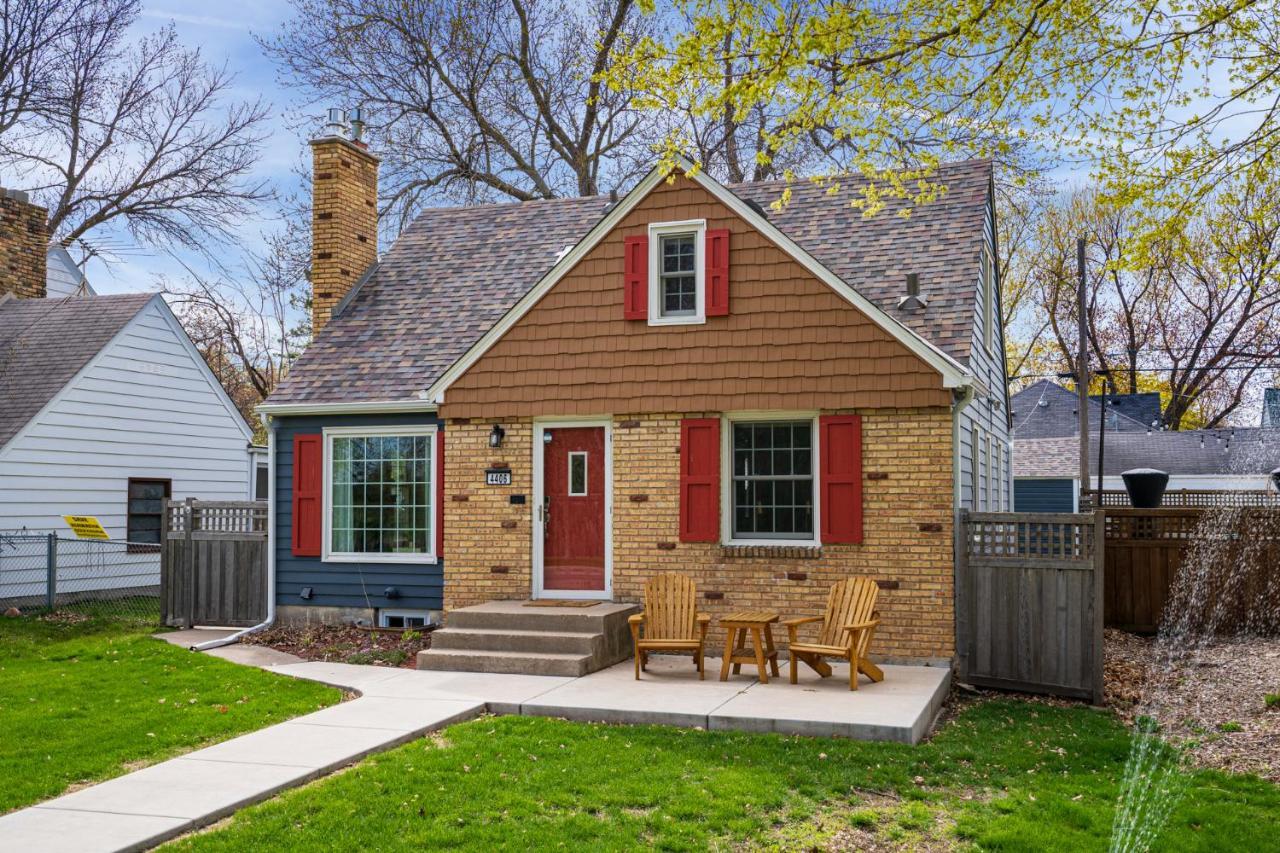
[[784, 577, 884, 690], [628, 573, 711, 680]]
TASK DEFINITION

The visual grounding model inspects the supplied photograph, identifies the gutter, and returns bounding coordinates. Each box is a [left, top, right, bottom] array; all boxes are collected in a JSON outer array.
[[256, 399, 438, 417], [193, 416, 278, 651]]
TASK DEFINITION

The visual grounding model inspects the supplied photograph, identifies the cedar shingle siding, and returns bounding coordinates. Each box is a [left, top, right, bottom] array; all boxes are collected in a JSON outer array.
[[442, 178, 950, 419]]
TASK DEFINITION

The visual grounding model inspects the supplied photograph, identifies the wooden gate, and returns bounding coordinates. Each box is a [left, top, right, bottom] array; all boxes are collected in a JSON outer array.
[[956, 511, 1104, 703], [162, 499, 268, 628]]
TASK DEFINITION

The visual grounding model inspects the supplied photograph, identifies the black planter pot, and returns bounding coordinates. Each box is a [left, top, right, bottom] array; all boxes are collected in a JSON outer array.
[[1121, 468, 1170, 508]]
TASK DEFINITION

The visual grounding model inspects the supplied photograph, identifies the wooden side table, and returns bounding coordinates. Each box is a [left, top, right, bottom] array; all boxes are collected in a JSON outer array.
[[719, 612, 781, 683]]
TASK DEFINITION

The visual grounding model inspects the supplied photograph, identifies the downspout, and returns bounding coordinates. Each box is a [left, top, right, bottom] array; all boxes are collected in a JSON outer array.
[[193, 415, 278, 651], [951, 382, 977, 680]]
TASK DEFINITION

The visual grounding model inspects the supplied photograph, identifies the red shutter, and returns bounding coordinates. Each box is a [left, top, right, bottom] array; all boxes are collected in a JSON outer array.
[[705, 228, 730, 316], [819, 415, 863, 544], [679, 418, 720, 542], [435, 430, 445, 558], [291, 434, 323, 557], [623, 235, 648, 320]]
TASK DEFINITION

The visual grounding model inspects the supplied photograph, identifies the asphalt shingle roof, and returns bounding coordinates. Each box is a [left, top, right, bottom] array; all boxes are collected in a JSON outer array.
[[268, 160, 993, 406], [0, 293, 153, 448], [1014, 429, 1280, 478], [1010, 379, 1152, 439]]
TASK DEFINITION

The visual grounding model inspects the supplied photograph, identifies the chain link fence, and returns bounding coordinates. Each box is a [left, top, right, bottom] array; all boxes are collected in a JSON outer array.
[[0, 532, 161, 625]]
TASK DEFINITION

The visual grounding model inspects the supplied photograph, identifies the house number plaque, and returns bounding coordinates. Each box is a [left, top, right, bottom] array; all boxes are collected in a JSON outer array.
[[485, 467, 513, 486]]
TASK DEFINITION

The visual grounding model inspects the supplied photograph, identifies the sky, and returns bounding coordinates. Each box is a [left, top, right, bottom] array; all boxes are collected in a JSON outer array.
[[85, 1, 310, 295]]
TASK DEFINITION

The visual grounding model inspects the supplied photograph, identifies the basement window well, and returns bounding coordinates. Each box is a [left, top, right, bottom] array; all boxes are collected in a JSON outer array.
[[379, 610, 431, 629]]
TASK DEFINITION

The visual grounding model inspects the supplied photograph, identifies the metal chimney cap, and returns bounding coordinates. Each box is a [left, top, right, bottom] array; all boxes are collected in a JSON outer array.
[[320, 107, 348, 139]]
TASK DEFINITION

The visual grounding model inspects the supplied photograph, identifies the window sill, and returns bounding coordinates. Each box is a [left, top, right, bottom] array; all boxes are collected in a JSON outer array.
[[647, 315, 705, 327], [323, 553, 438, 565], [719, 544, 823, 560]]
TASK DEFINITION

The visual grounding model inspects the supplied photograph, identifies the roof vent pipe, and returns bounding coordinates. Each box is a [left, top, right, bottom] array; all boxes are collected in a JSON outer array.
[[897, 272, 928, 310]]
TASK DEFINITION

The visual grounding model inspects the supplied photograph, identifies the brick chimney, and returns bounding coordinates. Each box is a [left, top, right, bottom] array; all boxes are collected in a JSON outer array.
[[0, 188, 48, 299], [309, 108, 379, 335]]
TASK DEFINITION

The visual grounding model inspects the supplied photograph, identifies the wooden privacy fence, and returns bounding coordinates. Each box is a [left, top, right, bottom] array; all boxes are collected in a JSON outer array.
[[956, 511, 1104, 704], [162, 499, 268, 628], [1105, 507, 1280, 634]]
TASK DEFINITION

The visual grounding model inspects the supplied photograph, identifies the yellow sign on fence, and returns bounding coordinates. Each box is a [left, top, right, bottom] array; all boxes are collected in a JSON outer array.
[[63, 515, 109, 540]]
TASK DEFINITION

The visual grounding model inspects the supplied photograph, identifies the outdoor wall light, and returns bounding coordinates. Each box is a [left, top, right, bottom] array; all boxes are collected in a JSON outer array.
[[543, 431, 554, 445], [488, 424, 505, 448], [1271, 468, 1280, 494]]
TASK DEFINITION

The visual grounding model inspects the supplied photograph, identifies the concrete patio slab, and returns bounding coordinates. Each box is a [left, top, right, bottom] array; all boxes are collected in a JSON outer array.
[[521, 655, 747, 727], [709, 663, 951, 743], [0, 807, 188, 853]]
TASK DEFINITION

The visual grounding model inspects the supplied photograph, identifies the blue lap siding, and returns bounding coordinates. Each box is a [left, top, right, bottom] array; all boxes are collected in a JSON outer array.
[[1013, 477, 1076, 513], [274, 413, 444, 611]]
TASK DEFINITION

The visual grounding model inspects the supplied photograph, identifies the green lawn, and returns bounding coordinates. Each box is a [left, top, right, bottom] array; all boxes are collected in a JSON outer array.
[[0, 609, 340, 813], [167, 700, 1278, 852]]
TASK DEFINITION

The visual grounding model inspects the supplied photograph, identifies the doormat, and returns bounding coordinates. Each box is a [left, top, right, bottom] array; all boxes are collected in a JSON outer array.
[[523, 599, 604, 608]]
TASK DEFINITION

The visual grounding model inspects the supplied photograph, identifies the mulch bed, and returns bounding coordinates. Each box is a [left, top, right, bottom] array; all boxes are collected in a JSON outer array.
[[244, 623, 434, 669], [1103, 629, 1280, 782], [949, 630, 1280, 782]]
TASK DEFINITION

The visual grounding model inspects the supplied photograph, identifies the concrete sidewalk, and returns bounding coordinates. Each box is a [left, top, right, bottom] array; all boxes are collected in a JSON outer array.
[[0, 638, 948, 852]]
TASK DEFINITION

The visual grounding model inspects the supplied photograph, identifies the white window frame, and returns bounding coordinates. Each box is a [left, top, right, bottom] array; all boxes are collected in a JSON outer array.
[[322, 424, 438, 564], [648, 219, 706, 326], [378, 609, 433, 629], [567, 451, 588, 496], [720, 411, 821, 547]]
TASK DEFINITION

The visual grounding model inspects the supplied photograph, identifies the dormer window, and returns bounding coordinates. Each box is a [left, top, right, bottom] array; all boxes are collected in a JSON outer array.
[[648, 220, 706, 325]]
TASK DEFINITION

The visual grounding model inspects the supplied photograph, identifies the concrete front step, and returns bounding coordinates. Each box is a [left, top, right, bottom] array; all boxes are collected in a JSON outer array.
[[418, 600, 639, 677], [417, 648, 595, 677], [431, 627, 602, 656]]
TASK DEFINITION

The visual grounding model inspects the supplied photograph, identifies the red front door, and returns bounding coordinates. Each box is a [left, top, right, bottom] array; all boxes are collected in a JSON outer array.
[[542, 426, 606, 593]]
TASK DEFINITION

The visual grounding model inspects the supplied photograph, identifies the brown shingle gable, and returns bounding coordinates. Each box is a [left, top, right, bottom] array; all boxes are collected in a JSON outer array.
[[267, 160, 992, 407]]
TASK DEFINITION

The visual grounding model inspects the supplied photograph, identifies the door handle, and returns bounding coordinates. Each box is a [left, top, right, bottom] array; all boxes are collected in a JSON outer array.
[[541, 496, 551, 536]]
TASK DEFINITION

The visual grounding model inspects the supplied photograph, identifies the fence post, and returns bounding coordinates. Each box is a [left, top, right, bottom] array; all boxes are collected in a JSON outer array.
[[183, 499, 196, 629], [45, 532, 57, 610], [954, 509, 970, 684], [1091, 508, 1106, 706]]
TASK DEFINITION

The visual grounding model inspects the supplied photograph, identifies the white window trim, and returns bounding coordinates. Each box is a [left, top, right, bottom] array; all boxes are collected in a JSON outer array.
[[648, 219, 706, 326], [322, 424, 438, 564], [720, 411, 822, 547], [567, 451, 588, 496]]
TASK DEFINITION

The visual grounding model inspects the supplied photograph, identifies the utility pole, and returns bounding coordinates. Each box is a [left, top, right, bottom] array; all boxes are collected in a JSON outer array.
[[1077, 237, 1090, 501]]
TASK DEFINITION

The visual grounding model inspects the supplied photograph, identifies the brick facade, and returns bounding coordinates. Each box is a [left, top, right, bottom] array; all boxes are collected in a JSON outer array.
[[443, 409, 956, 662], [309, 137, 378, 335], [0, 189, 48, 299]]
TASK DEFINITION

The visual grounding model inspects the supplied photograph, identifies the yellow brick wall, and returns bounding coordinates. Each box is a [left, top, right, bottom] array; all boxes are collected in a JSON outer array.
[[309, 137, 378, 334], [0, 191, 48, 299], [444, 421, 535, 606], [443, 409, 956, 661]]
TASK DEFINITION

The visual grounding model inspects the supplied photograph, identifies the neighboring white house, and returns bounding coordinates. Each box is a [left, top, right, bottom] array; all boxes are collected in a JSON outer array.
[[0, 291, 261, 539], [45, 244, 97, 299]]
